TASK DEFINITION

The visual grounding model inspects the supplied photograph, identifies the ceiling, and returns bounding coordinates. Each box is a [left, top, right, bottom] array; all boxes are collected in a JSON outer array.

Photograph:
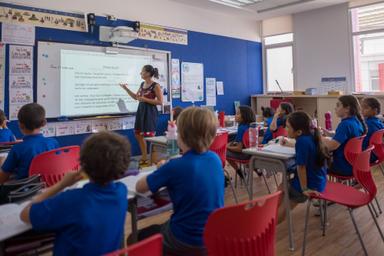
[[171, 0, 351, 20]]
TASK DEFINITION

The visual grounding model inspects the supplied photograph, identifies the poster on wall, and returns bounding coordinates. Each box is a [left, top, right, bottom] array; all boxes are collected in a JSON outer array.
[[206, 78, 216, 106], [2, 23, 35, 45], [181, 62, 204, 102], [0, 44, 5, 111], [9, 45, 34, 120], [139, 23, 188, 45], [0, 2, 86, 32], [171, 59, 180, 98]]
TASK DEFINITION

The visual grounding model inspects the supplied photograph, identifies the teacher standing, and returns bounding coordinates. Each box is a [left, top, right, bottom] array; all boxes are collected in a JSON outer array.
[[120, 65, 163, 167]]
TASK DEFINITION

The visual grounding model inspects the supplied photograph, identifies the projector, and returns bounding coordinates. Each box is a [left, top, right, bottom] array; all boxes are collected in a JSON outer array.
[[99, 26, 138, 44]]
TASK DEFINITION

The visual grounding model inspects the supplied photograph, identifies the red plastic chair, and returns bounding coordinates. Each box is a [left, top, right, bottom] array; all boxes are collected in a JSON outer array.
[[272, 126, 288, 139], [302, 147, 384, 256], [29, 146, 80, 187], [105, 234, 163, 256], [369, 129, 384, 174], [204, 191, 282, 256]]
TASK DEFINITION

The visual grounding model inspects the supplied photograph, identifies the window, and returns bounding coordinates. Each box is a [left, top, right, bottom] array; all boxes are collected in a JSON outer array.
[[351, 3, 384, 92], [264, 33, 294, 92]]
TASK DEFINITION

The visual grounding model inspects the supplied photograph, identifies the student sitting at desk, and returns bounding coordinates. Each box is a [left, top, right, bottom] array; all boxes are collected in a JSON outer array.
[[20, 132, 131, 256], [269, 102, 294, 135], [227, 105, 255, 180], [261, 106, 274, 144], [361, 97, 384, 162], [321, 95, 366, 176], [278, 112, 329, 223], [136, 107, 224, 256], [0, 109, 15, 143], [0, 103, 59, 184]]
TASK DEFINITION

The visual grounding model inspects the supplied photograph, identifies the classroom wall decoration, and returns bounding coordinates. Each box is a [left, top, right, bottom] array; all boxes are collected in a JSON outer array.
[[2, 23, 35, 46], [171, 59, 181, 98], [0, 2, 86, 32], [139, 23, 188, 45], [181, 62, 204, 102], [9, 45, 33, 120], [0, 44, 4, 110]]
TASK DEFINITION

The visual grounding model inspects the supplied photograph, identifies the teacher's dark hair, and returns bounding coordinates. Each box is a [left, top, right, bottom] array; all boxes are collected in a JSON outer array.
[[143, 65, 159, 79]]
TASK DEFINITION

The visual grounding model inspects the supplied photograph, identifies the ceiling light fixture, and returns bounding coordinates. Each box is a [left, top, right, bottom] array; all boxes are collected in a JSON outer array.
[[209, 0, 262, 9]]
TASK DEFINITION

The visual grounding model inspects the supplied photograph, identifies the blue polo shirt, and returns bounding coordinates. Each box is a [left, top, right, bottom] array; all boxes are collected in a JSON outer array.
[[235, 124, 249, 143], [262, 117, 274, 144], [0, 128, 15, 143], [2, 134, 59, 179], [291, 134, 327, 192], [271, 117, 285, 132], [332, 116, 364, 176], [30, 182, 127, 256], [363, 116, 384, 162], [147, 150, 224, 246]]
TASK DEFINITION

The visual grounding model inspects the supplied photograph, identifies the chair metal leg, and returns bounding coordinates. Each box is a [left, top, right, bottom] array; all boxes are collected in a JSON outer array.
[[374, 196, 383, 215], [370, 202, 379, 218], [301, 199, 312, 256], [348, 208, 368, 256], [379, 164, 384, 177], [368, 204, 384, 242], [319, 200, 324, 230], [224, 170, 238, 204], [323, 199, 328, 236], [261, 172, 271, 194], [273, 171, 279, 188]]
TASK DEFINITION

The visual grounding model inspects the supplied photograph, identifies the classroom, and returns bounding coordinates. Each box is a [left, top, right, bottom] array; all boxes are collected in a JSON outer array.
[[0, 0, 384, 255]]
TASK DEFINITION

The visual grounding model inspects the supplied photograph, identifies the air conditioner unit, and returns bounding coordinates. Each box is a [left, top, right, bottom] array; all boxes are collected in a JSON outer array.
[[99, 26, 138, 44]]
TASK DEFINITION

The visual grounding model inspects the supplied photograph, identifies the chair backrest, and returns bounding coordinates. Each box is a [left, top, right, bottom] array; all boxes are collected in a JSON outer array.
[[272, 126, 288, 139], [29, 146, 80, 187], [210, 132, 229, 168], [344, 135, 366, 166], [242, 129, 250, 148], [369, 129, 384, 163], [105, 234, 163, 256], [204, 191, 282, 256], [353, 146, 377, 201]]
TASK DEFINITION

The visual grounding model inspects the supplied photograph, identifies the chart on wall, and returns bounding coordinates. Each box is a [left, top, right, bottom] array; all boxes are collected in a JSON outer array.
[[37, 41, 171, 118], [181, 62, 204, 102]]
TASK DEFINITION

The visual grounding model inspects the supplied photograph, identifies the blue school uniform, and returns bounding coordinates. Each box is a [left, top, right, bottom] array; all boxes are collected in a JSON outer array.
[[234, 123, 249, 143], [2, 134, 59, 179], [291, 134, 327, 192], [331, 116, 364, 176], [262, 117, 274, 144], [0, 128, 15, 143], [147, 150, 224, 246], [30, 182, 127, 256], [363, 116, 384, 162]]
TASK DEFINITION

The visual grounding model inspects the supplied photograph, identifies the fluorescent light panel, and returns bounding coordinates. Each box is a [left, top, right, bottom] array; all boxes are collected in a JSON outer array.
[[209, 0, 262, 8]]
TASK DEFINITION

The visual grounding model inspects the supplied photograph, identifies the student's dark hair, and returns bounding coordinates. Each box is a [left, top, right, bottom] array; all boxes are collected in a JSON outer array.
[[172, 106, 183, 121], [261, 106, 274, 118], [287, 111, 330, 168], [338, 95, 367, 134], [280, 102, 294, 116], [0, 109, 6, 124], [80, 131, 131, 185], [238, 105, 256, 125], [362, 97, 381, 114], [143, 65, 159, 79], [17, 103, 46, 130]]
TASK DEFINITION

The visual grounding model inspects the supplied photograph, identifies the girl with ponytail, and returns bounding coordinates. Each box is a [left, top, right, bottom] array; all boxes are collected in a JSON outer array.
[[277, 111, 329, 223], [120, 65, 163, 167], [321, 95, 366, 176]]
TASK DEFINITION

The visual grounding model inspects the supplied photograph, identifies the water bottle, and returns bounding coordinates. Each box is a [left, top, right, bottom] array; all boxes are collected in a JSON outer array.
[[249, 122, 259, 148], [325, 111, 332, 130], [166, 121, 179, 157]]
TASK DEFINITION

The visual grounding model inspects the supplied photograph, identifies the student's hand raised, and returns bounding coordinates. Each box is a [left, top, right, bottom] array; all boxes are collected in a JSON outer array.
[[58, 172, 84, 189]]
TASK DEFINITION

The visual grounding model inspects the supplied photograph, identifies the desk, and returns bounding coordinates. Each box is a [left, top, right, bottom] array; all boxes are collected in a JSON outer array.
[[243, 147, 296, 251]]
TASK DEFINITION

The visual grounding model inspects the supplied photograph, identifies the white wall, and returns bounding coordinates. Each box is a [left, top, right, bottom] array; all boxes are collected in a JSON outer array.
[[5, 0, 261, 41], [293, 3, 352, 91], [262, 15, 293, 37]]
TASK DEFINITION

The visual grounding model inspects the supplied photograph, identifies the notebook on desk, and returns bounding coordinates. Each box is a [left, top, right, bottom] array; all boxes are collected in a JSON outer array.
[[262, 144, 295, 155]]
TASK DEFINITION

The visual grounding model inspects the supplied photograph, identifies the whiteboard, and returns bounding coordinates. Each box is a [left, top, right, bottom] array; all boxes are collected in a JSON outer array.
[[37, 41, 171, 118]]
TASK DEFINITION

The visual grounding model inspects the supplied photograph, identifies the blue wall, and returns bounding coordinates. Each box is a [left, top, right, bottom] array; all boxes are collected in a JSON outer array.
[[0, 14, 262, 155]]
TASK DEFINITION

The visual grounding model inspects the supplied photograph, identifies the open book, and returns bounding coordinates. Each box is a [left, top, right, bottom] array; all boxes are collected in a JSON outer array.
[[0, 201, 31, 241], [262, 144, 295, 155]]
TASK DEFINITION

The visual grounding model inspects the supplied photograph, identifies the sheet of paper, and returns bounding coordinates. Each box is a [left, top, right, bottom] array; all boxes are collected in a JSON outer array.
[[41, 123, 56, 137], [55, 122, 75, 136], [2, 23, 35, 46], [216, 81, 224, 95], [206, 78, 216, 106], [75, 121, 92, 134], [108, 118, 123, 131], [0, 203, 31, 241], [181, 62, 204, 102], [262, 144, 295, 155], [91, 120, 109, 132], [0, 44, 5, 110], [119, 167, 156, 195], [121, 116, 135, 130], [171, 59, 180, 98]]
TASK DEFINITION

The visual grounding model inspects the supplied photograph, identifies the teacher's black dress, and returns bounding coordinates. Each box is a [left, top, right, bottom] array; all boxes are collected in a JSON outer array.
[[134, 82, 159, 136]]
